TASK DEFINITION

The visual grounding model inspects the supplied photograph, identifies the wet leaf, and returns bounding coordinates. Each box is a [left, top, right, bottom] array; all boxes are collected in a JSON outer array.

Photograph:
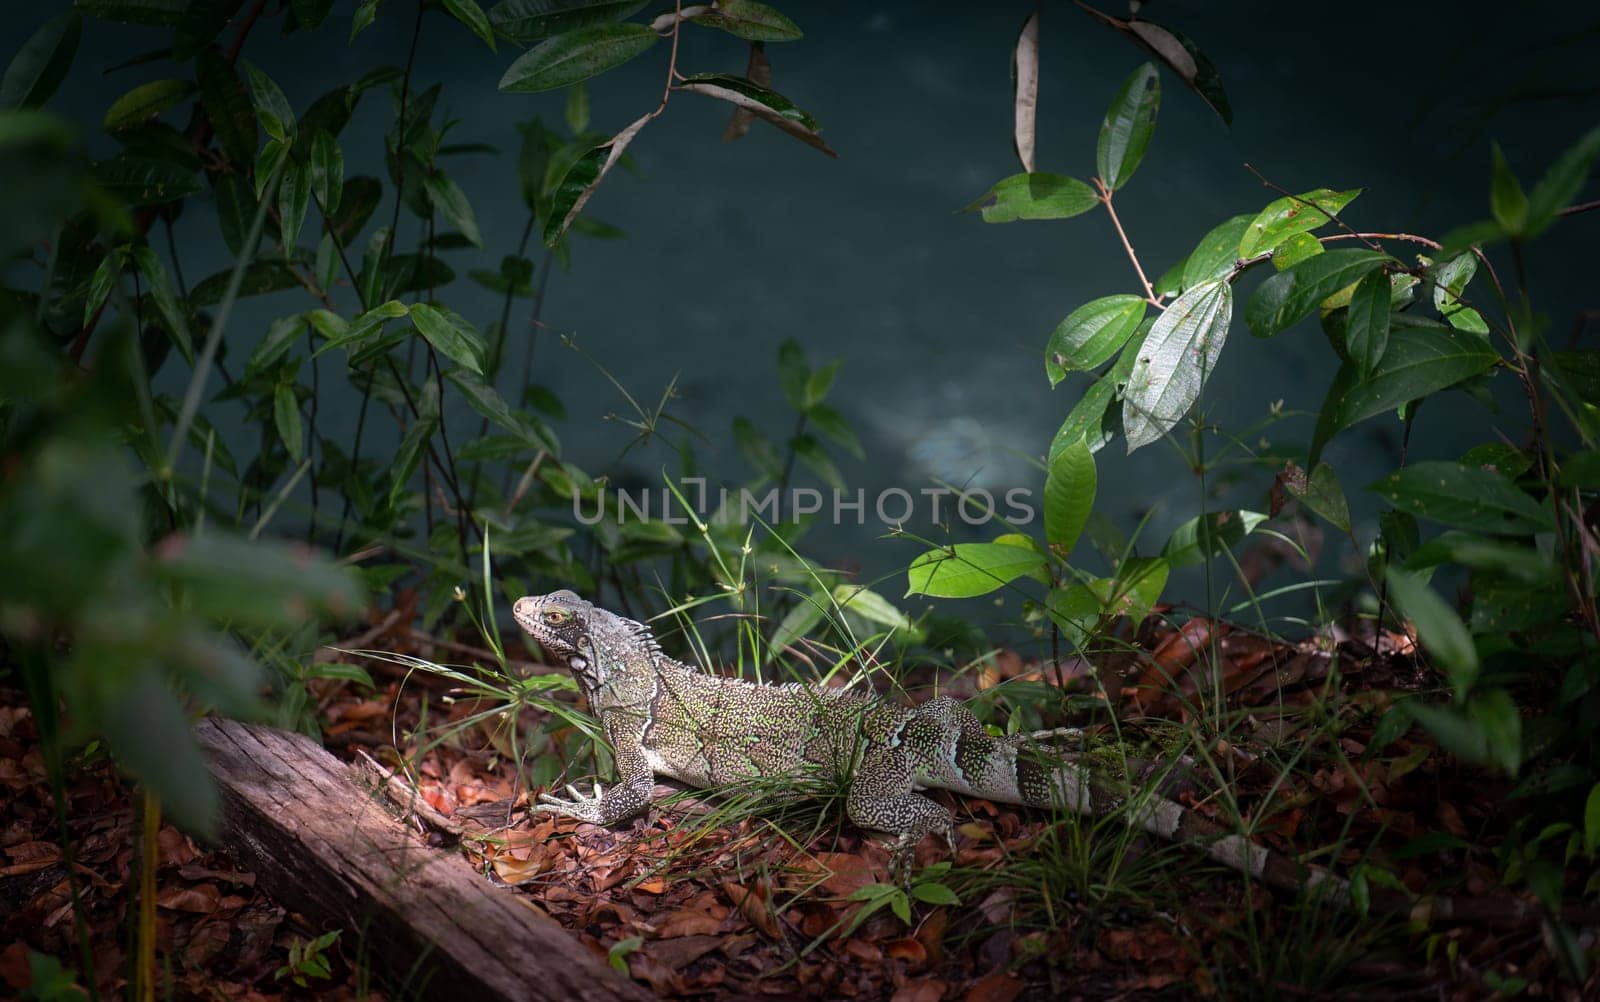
[[962, 172, 1097, 223], [498, 22, 657, 93]]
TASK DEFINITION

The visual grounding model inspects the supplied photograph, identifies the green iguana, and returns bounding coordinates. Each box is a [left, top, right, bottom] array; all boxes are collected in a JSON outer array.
[[511, 589, 1352, 901]]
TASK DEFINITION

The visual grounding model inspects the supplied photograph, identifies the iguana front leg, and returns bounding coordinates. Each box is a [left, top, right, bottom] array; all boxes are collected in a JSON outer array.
[[847, 744, 955, 884], [532, 742, 655, 826]]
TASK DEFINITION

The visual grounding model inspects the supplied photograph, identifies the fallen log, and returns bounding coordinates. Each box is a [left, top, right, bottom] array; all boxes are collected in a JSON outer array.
[[195, 717, 649, 1002]]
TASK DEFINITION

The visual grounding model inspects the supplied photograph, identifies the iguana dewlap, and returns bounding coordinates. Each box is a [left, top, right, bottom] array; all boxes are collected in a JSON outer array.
[[512, 590, 1338, 895]]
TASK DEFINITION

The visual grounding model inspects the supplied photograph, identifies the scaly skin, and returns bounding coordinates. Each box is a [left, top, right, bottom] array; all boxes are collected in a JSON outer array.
[[512, 590, 1347, 895]]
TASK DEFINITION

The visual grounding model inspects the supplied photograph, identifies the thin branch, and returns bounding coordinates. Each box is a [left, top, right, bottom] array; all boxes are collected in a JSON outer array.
[[1092, 177, 1160, 306]]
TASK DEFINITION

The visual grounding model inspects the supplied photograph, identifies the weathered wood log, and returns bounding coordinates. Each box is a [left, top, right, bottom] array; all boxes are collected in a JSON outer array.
[[195, 717, 650, 1002]]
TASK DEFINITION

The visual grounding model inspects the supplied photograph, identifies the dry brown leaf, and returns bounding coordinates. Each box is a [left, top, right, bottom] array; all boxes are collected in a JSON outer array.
[[964, 970, 1024, 1002], [645, 933, 722, 971], [654, 909, 722, 939], [156, 882, 221, 913], [892, 978, 948, 1002]]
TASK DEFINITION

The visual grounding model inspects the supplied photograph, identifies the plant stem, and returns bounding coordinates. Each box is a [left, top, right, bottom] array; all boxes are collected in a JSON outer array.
[[1093, 178, 1159, 306]]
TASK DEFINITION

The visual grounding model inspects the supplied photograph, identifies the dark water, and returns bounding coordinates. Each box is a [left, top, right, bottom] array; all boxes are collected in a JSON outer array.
[[36, 2, 1600, 626]]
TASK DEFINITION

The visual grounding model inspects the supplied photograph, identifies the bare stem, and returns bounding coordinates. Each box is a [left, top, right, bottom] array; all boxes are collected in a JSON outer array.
[[1094, 177, 1160, 306]]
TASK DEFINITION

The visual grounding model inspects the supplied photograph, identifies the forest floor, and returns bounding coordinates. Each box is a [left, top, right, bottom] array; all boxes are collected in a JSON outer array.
[[2, 603, 1595, 1001]]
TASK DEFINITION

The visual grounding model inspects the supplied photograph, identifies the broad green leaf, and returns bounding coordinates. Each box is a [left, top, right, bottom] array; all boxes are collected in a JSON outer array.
[[833, 585, 918, 639], [447, 368, 549, 446], [541, 112, 650, 246], [487, 0, 647, 43], [410, 303, 486, 375], [1559, 450, 1600, 489], [273, 381, 303, 462], [1179, 214, 1252, 290], [1405, 532, 1557, 585], [1585, 783, 1600, 855], [389, 382, 440, 509], [807, 403, 863, 459], [149, 531, 364, 629], [1163, 509, 1267, 568], [769, 593, 824, 652], [253, 137, 286, 199], [733, 417, 782, 478], [1280, 461, 1350, 532], [0, 11, 82, 110], [93, 153, 201, 205], [189, 260, 298, 306], [906, 542, 1047, 599], [83, 249, 122, 328], [1489, 143, 1527, 235], [242, 60, 295, 142], [1526, 126, 1600, 236], [75, 0, 186, 25], [195, 47, 256, 168], [1096, 62, 1158, 191], [1124, 278, 1231, 453], [246, 314, 307, 376], [693, 0, 803, 42], [1245, 249, 1387, 337], [792, 434, 843, 490], [1369, 462, 1552, 536], [498, 22, 657, 93], [309, 130, 343, 214], [1100, 556, 1167, 623], [129, 245, 195, 363], [1386, 568, 1477, 698], [1407, 692, 1521, 774], [565, 81, 589, 132], [442, 0, 497, 50], [328, 175, 381, 245], [961, 172, 1098, 223], [290, 0, 335, 28], [1044, 434, 1095, 555], [97, 672, 217, 837], [1470, 582, 1569, 634], [1310, 318, 1499, 463], [1431, 252, 1487, 334], [675, 74, 834, 157], [1272, 231, 1322, 271], [1237, 188, 1360, 259], [1045, 583, 1101, 647], [277, 159, 310, 252], [1051, 378, 1116, 456], [350, 0, 380, 40], [1045, 294, 1145, 384], [803, 359, 839, 408], [173, 0, 244, 60], [1346, 269, 1391, 377], [423, 169, 483, 247], [312, 298, 406, 358]]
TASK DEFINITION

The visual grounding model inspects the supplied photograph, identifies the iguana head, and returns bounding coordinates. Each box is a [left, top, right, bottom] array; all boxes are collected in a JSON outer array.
[[512, 590, 657, 692]]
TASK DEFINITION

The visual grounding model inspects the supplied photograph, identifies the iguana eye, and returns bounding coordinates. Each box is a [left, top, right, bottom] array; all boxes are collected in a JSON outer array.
[[543, 609, 568, 625]]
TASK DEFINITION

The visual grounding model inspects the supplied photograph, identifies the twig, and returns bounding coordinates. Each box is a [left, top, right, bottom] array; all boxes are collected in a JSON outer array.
[[1092, 177, 1160, 306], [1242, 162, 1383, 254]]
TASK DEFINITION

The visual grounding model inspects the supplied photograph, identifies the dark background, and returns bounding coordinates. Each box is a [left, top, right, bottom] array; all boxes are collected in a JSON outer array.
[[24, 1, 1600, 625]]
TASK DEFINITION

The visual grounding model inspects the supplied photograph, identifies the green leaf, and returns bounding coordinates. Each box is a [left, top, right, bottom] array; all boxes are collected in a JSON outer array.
[[807, 403, 863, 459], [1385, 568, 1478, 698], [350, 0, 380, 40], [93, 153, 201, 205], [149, 532, 364, 629], [1346, 269, 1391, 377], [273, 381, 303, 462], [309, 130, 343, 215], [694, 0, 803, 41], [962, 172, 1098, 223], [1559, 450, 1600, 489], [1405, 532, 1557, 585], [389, 382, 440, 509], [792, 434, 843, 490], [769, 594, 824, 652], [312, 298, 407, 357], [129, 245, 195, 364], [498, 22, 657, 93], [76, 0, 186, 26], [1280, 462, 1350, 532], [277, 159, 310, 252], [487, 0, 647, 44], [423, 169, 483, 248], [564, 81, 589, 132], [1178, 214, 1252, 290], [1237, 188, 1360, 259], [195, 46, 256, 169], [733, 417, 782, 478], [909, 882, 960, 906], [675, 73, 834, 157], [442, 0, 497, 50], [1045, 582, 1101, 646], [541, 112, 650, 246], [247, 314, 307, 376], [1369, 462, 1552, 536], [1051, 378, 1115, 456], [1044, 434, 1095, 556], [1045, 294, 1145, 384], [410, 302, 487, 375], [1101, 556, 1167, 623], [1163, 509, 1267, 568], [84, 249, 122, 328], [447, 368, 548, 445], [242, 59, 295, 142], [833, 585, 918, 639], [328, 175, 381, 245], [1096, 62, 1158, 191], [173, 0, 243, 60], [1489, 143, 1527, 236], [776, 338, 807, 409], [1585, 783, 1600, 855], [906, 542, 1047, 599], [1526, 126, 1600, 236], [1430, 252, 1487, 334], [1272, 231, 1322, 271], [1310, 319, 1499, 463], [290, 0, 335, 28], [0, 11, 82, 110], [1123, 278, 1232, 453], [99, 672, 217, 837], [1245, 249, 1388, 338]]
